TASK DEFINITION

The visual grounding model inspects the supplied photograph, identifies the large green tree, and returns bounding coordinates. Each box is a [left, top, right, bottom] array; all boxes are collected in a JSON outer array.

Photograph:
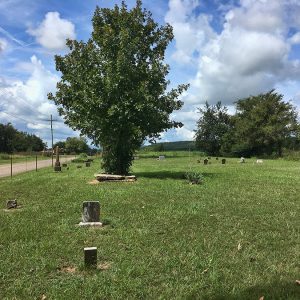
[[48, 1, 188, 174], [65, 137, 90, 154], [231, 90, 299, 156], [194, 101, 231, 155], [0, 123, 45, 153]]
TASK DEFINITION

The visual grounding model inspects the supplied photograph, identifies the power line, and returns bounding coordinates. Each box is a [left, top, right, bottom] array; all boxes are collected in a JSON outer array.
[[0, 110, 41, 126], [0, 88, 63, 124]]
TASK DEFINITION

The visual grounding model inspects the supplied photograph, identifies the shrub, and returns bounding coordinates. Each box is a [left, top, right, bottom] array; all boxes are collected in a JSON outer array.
[[71, 153, 89, 163], [282, 149, 300, 161], [185, 171, 204, 184], [0, 153, 10, 160]]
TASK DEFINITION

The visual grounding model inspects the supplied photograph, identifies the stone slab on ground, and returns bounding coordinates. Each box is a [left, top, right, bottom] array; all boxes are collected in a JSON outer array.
[[94, 174, 136, 182], [79, 222, 103, 227]]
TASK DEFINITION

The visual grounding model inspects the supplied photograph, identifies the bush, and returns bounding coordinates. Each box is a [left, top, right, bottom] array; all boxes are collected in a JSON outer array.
[[0, 153, 10, 160], [71, 153, 89, 163], [185, 171, 204, 184], [282, 149, 300, 161]]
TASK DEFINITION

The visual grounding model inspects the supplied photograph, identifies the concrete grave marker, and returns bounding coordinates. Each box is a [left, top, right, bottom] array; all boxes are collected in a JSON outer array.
[[204, 158, 208, 165], [240, 157, 245, 163], [221, 158, 226, 164], [85, 162, 91, 167], [79, 201, 102, 227], [84, 247, 97, 268]]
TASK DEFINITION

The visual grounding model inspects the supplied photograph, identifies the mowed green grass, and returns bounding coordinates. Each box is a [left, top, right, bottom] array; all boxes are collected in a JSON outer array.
[[0, 155, 299, 299]]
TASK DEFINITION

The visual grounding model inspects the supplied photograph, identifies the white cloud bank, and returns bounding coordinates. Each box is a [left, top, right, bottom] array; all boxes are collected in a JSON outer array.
[[0, 56, 75, 145], [27, 12, 76, 50], [165, 0, 300, 141], [0, 38, 8, 53]]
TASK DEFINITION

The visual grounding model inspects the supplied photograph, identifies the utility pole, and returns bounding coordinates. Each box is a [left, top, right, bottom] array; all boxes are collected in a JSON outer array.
[[51, 114, 54, 167], [42, 114, 57, 167]]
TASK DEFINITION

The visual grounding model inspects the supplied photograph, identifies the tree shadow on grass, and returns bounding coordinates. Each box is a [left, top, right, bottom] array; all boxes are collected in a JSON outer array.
[[135, 171, 218, 180], [187, 280, 299, 300]]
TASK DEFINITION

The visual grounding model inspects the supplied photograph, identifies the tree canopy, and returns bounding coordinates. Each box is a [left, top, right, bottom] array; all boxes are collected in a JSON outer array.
[[48, 0, 188, 174], [65, 137, 90, 154], [232, 90, 299, 156], [194, 101, 231, 156], [194, 91, 299, 157], [0, 123, 45, 153]]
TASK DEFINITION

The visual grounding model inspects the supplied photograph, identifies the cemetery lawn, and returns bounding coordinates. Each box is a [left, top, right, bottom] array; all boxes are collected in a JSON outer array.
[[0, 155, 299, 299]]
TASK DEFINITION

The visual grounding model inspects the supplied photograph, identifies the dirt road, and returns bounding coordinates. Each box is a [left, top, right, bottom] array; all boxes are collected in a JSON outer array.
[[0, 156, 75, 178]]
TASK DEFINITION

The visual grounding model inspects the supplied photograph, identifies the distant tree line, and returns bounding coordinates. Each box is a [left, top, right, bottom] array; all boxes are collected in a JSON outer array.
[[0, 123, 46, 153], [53, 137, 95, 154], [195, 90, 300, 157], [142, 141, 196, 152]]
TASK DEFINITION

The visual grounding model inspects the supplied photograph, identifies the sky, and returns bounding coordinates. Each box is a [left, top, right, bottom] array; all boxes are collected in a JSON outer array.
[[0, 0, 300, 147]]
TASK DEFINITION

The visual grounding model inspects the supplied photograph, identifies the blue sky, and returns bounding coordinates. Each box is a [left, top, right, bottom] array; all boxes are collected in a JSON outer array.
[[1, 0, 300, 147]]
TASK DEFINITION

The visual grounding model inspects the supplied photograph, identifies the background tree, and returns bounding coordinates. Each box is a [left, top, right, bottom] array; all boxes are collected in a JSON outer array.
[[48, 0, 188, 175], [0, 123, 45, 153], [194, 101, 231, 155], [64, 137, 90, 154], [53, 141, 66, 152], [232, 90, 298, 156], [0, 123, 16, 153]]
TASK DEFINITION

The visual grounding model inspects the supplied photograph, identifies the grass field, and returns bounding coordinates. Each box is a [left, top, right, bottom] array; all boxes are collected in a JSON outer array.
[[0, 154, 299, 299]]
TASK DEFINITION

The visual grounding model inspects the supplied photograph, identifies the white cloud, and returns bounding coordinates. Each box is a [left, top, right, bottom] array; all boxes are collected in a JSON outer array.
[[0, 38, 7, 52], [165, 0, 216, 64], [289, 32, 300, 45], [162, 0, 300, 142], [0, 56, 76, 145], [175, 126, 195, 140], [166, 0, 300, 106], [225, 0, 285, 34], [27, 12, 76, 50]]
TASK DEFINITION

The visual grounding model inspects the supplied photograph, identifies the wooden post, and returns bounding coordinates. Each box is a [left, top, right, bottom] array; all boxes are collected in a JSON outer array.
[[51, 114, 54, 167], [54, 146, 61, 172], [36, 155, 38, 171], [10, 154, 12, 178]]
